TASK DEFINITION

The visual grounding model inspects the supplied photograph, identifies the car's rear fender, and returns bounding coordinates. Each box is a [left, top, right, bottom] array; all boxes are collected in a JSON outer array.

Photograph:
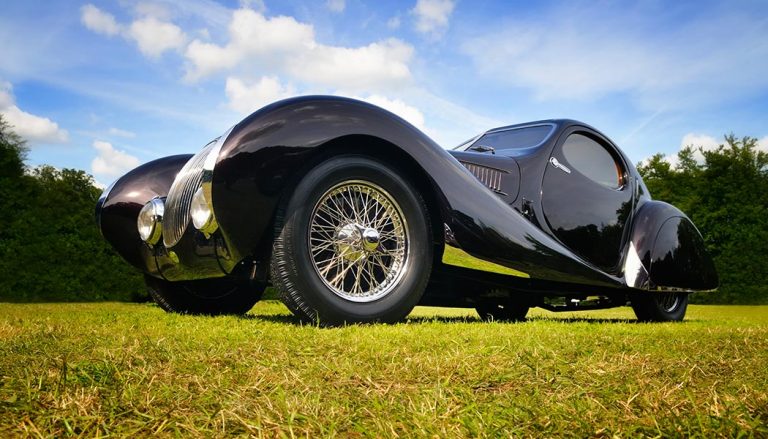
[[624, 200, 718, 291]]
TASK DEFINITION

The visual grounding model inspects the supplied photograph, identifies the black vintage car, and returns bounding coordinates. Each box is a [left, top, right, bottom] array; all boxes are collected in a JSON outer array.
[[96, 96, 718, 325]]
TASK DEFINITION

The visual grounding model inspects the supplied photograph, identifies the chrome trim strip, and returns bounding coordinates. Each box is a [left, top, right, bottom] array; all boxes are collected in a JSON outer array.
[[623, 242, 649, 289], [203, 125, 233, 173]]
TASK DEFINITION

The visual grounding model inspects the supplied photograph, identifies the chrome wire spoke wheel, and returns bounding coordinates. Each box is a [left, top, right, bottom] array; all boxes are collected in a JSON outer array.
[[308, 180, 409, 302], [656, 292, 680, 312]]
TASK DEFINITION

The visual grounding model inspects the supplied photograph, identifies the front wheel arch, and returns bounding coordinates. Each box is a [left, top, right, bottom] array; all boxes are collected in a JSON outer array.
[[259, 135, 447, 270]]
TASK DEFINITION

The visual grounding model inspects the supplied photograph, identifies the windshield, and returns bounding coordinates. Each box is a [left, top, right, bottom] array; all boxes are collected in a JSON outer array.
[[452, 134, 482, 150], [463, 124, 555, 152]]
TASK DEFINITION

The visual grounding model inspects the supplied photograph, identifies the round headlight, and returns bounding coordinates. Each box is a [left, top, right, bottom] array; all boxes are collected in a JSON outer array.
[[137, 198, 164, 245], [191, 186, 217, 234]]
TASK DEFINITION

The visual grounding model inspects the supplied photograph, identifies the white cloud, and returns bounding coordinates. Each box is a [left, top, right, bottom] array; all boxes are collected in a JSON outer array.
[[759, 137, 768, 153], [184, 9, 314, 81], [127, 16, 187, 58], [134, 2, 172, 20], [460, 4, 768, 109], [645, 133, 768, 169], [294, 40, 413, 90], [681, 134, 768, 156], [1, 107, 69, 144], [411, 0, 455, 36], [80, 4, 186, 58], [0, 83, 12, 109], [326, 0, 345, 13], [225, 76, 295, 114], [184, 8, 413, 92], [0, 82, 69, 143], [91, 140, 141, 177], [680, 133, 720, 152], [81, 4, 122, 36], [671, 133, 720, 166]]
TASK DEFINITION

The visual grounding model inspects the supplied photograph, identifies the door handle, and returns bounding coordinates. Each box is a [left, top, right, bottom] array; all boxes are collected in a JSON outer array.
[[549, 157, 571, 174]]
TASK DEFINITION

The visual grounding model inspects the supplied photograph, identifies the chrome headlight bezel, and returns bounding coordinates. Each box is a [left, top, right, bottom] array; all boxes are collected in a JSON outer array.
[[190, 185, 218, 235], [137, 198, 165, 245]]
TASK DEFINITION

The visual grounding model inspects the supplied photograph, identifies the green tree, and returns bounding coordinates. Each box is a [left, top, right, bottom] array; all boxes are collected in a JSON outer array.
[[0, 115, 145, 302], [638, 135, 768, 304]]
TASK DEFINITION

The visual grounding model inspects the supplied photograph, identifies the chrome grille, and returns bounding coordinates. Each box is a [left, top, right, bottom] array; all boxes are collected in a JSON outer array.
[[460, 162, 504, 193], [163, 143, 215, 247]]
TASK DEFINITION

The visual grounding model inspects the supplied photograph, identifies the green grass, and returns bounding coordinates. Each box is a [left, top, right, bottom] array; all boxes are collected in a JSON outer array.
[[1, 302, 766, 437]]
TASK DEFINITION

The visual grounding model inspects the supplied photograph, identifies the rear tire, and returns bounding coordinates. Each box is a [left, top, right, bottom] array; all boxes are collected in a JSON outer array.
[[271, 155, 432, 326], [630, 291, 688, 322], [144, 275, 263, 315], [476, 300, 529, 322]]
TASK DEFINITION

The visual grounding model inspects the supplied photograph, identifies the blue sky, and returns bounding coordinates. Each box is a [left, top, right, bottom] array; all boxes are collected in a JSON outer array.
[[1, 0, 767, 186]]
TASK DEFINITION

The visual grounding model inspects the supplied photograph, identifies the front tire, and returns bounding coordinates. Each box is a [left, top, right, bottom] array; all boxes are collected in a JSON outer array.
[[271, 155, 433, 325], [630, 292, 688, 322], [144, 275, 264, 315]]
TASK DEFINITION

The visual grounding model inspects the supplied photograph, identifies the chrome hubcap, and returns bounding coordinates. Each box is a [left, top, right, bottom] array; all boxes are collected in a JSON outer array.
[[308, 181, 408, 302], [656, 292, 680, 312], [335, 224, 381, 261], [361, 227, 380, 252]]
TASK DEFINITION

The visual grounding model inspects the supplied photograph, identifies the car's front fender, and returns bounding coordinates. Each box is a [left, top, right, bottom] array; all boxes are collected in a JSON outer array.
[[97, 154, 191, 274]]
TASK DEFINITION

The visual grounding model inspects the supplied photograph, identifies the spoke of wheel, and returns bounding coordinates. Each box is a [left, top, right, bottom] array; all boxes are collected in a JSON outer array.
[[310, 240, 336, 255], [342, 188, 358, 223], [374, 208, 396, 230], [360, 188, 372, 227], [365, 257, 379, 290], [319, 203, 345, 224], [377, 246, 400, 257], [353, 262, 363, 295], [329, 194, 349, 223], [373, 253, 388, 277], [318, 254, 343, 277], [330, 257, 356, 288]]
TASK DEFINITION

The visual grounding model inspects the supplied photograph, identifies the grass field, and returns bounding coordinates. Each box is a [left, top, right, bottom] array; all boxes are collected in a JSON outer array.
[[0, 302, 766, 437]]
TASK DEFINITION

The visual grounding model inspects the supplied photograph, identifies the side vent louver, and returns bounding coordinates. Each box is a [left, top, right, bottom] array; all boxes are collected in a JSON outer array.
[[460, 162, 506, 194]]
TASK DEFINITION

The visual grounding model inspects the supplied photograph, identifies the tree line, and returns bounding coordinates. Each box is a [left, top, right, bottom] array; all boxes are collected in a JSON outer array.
[[637, 135, 767, 304], [0, 116, 145, 302], [0, 116, 765, 304]]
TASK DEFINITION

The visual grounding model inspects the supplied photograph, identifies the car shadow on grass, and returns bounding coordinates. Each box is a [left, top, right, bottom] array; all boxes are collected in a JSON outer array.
[[240, 313, 304, 324], [526, 316, 640, 324], [238, 313, 647, 326]]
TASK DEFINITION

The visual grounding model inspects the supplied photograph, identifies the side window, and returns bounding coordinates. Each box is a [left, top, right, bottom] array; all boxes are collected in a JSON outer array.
[[561, 133, 624, 189]]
